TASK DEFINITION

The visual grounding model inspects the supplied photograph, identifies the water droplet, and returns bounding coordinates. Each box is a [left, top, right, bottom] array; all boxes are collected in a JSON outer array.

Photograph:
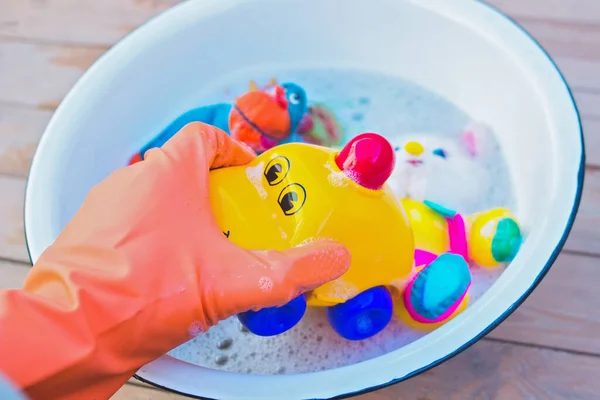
[[258, 276, 274, 292], [215, 355, 229, 366], [217, 338, 233, 350]]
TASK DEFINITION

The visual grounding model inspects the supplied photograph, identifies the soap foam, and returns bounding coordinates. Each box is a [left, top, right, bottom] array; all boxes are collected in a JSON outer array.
[[325, 162, 349, 188], [245, 162, 267, 199], [168, 67, 517, 375], [169, 265, 504, 375], [258, 276, 274, 293]]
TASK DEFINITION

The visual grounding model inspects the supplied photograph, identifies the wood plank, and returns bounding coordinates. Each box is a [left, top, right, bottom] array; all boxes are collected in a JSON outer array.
[[2, 226, 599, 397], [515, 16, 600, 63], [0, 262, 597, 400], [0, 89, 596, 179], [576, 90, 600, 119], [564, 168, 600, 256], [583, 119, 600, 166], [0, 36, 598, 111], [487, 0, 600, 24], [558, 58, 600, 92], [116, 342, 600, 399], [0, 169, 599, 355], [0, 103, 597, 180], [508, 16, 600, 91], [3, 246, 597, 359], [0, 101, 597, 181], [2, 340, 591, 399], [82, 341, 600, 400], [0, 104, 51, 178], [487, 251, 600, 355], [2, 162, 600, 264], [0, 36, 597, 178], [0, 177, 28, 263], [1, 8, 600, 110], [362, 340, 600, 400], [0, 38, 105, 108], [2, 258, 599, 399], [0, 0, 178, 47], [110, 382, 184, 400], [554, 57, 600, 87], [2, 232, 597, 357], [17, 340, 600, 399], [0, 259, 28, 288], [2, 0, 600, 48]]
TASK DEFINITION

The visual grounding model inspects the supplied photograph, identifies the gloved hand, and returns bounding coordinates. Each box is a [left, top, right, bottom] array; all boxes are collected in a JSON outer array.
[[0, 122, 351, 400]]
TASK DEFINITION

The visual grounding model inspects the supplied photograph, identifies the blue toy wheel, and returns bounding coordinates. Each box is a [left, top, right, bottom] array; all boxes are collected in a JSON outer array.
[[326, 286, 393, 341], [238, 294, 307, 337]]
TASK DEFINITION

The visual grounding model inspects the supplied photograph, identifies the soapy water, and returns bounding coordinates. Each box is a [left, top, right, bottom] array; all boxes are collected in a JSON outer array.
[[169, 269, 502, 375], [167, 67, 516, 374]]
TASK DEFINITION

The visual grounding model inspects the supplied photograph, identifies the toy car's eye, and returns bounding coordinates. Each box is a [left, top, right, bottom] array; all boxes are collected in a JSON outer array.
[[264, 156, 290, 186], [432, 148, 446, 158], [289, 92, 300, 105], [278, 183, 306, 216]]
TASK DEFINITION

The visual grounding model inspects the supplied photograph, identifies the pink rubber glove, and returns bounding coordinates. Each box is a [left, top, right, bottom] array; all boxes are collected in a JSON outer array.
[[0, 122, 351, 400]]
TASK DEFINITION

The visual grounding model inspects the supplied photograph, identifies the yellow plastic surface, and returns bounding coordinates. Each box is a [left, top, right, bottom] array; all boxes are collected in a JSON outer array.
[[400, 198, 450, 257], [209, 142, 415, 306], [467, 208, 517, 268]]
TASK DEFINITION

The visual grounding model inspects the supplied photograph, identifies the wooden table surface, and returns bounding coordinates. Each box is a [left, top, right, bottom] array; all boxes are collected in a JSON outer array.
[[1, 0, 599, 399]]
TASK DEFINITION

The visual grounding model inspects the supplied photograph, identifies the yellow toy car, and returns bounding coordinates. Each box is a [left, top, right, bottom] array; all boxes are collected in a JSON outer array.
[[209, 132, 414, 340], [209, 132, 509, 340]]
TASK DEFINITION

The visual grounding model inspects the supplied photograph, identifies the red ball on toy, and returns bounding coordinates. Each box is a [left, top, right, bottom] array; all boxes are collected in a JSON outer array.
[[335, 133, 396, 190]]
